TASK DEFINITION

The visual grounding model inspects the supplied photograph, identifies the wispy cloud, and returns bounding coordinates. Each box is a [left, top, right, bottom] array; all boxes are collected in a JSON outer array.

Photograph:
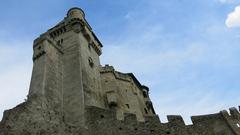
[[101, 1, 240, 124], [0, 40, 32, 120], [218, 0, 235, 4]]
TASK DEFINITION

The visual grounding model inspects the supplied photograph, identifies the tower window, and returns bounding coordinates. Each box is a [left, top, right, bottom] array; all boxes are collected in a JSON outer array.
[[57, 39, 64, 46], [100, 115, 105, 118], [126, 104, 130, 109], [143, 91, 148, 98], [88, 57, 94, 68], [144, 108, 148, 114], [88, 44, 92, 52]]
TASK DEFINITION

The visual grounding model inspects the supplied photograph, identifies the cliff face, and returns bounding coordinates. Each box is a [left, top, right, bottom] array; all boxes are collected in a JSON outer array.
[[0, 7, 240, 135]]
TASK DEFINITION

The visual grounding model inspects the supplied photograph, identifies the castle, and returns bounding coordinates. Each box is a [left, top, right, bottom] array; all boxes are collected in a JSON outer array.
[[0, 7, 240, 135]]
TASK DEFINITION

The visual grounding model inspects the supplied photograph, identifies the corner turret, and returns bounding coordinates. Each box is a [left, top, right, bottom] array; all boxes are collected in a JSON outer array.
[[67, 7, 85, 20]]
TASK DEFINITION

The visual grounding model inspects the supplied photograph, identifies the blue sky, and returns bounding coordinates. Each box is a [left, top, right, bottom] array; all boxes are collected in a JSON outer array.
[[0, 0, 240, 124]]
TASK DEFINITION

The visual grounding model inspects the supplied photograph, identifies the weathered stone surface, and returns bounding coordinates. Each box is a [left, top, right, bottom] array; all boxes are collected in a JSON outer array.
[[85, 106, 240, 135], [0, 7, 240, 135]]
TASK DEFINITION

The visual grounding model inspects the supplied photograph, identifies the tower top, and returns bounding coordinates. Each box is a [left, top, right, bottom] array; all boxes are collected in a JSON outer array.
[[67, 7, 85, 19]]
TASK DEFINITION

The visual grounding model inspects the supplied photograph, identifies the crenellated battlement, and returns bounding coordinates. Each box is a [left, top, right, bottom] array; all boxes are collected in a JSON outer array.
[[85, 106, 240, 135], [167, 115, 186, 126], [229, 107, 240, 119], [220, 107, 240, 120]]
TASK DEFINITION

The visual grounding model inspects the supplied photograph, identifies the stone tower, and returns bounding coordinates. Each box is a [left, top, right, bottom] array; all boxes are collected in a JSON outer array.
[[0, 7, 240, 135], [29, 7, 105, 128]]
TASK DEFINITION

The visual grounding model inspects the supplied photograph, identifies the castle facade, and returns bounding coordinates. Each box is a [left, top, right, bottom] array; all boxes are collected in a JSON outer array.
[[0, 8, 239, 135]]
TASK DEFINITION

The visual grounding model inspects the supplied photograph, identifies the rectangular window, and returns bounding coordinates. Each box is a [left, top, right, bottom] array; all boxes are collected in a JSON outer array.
[[143, 91, 148, 98]]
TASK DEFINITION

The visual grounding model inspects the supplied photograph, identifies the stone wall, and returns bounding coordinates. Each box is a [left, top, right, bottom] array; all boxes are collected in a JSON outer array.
[[85, 106, 240, 135], [0, 96, 64, 135], [1, 103, 239, 135]]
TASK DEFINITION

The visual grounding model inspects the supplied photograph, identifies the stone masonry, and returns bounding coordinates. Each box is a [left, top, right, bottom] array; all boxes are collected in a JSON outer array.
[[0, 7, 240, 135]]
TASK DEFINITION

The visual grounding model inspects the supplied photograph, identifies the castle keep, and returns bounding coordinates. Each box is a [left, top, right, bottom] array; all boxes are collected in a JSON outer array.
[[0, 7, 240, 135]]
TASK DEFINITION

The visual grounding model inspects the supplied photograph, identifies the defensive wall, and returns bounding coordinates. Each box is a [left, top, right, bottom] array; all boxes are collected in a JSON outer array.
[[85, 106, 240, 135]]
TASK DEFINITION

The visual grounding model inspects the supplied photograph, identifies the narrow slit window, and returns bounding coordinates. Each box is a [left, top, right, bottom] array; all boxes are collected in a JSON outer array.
[[88, 44, 92, 51], [144, 108, 148, 114]]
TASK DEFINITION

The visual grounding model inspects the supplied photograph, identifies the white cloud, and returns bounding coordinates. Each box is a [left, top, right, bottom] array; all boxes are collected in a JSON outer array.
[[226, 6, 240, 28]]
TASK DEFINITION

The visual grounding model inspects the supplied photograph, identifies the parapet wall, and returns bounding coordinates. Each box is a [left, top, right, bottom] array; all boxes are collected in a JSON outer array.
[[0, 100, 239, 135], [85, 106, 240, 135]]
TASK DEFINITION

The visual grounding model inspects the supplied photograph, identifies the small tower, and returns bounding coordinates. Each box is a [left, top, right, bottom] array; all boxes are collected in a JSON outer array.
[[67, 7, 85, 20]]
